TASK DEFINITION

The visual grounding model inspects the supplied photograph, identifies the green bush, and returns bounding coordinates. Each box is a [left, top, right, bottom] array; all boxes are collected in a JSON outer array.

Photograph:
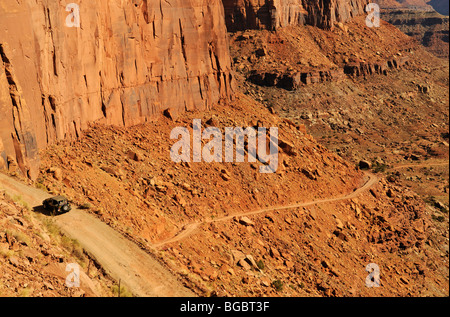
[[112, 284, 133, 297], [256, 259, 265, 270], [272, 280, 283, 292], [372, 162, 388, 173]]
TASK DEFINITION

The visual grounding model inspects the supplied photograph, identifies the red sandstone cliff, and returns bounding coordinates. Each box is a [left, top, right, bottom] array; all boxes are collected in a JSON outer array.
[[0, 0, 371, 179], [0, 0, 234, 179], [222, 0, 369, 30]]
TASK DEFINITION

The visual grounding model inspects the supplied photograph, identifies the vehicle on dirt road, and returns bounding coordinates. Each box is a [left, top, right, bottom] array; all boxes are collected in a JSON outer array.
[[43, 196, 72, 215]]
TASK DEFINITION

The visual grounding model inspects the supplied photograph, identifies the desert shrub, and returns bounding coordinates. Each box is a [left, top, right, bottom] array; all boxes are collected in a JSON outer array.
[[272, 280, 283, 292], [5, 229, 31, 246], [372, 162, 388, 173], [112, 284, 133, 297], [35, 182, 48, 191], [11, 195, 31, 211], [256, 259, 265, 270], [19, 287, 33, 297]]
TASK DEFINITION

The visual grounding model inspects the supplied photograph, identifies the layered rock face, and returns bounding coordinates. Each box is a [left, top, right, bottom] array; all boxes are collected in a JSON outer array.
[[222, 0, 307, 31], [222, 0, 369, 31], [0, 0, 234, 179], [302, 0, 369, 28], [378, 1, 450, 59]]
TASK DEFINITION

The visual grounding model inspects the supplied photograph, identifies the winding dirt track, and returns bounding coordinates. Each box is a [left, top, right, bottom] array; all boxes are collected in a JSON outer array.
[[388, 160, 449, 171], [0, 170, 380, 296], [153, 171, 379, 248], [0, 173, 194, 297]]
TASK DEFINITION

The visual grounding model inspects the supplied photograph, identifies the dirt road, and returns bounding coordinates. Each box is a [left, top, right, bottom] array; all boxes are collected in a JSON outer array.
[[0, 172, 195, 297], [388, 160, 449, 171], [0, 170, 379, 295], [154, 171, 379, 248]]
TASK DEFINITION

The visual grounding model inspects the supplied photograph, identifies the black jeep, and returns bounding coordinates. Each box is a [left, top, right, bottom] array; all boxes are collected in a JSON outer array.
[[42, 196, 72, 215]]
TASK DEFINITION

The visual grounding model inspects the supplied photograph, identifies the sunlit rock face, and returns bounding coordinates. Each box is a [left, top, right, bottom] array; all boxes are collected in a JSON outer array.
[[0, 0, 234, 179]]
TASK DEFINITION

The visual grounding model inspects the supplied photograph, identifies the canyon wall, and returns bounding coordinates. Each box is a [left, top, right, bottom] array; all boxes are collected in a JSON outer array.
[[0, 0, 371, 179], [378, 1, 449, 58], [0, 0, 234, 179], [222, 0, 369, 31]]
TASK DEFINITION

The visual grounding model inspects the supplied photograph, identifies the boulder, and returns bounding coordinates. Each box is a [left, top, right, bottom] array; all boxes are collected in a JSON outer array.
[[359, 160, 372, 170], [239, 216, 255, 226]]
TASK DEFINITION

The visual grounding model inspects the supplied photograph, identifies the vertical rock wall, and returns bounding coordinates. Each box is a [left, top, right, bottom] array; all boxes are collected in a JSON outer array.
[[221, 0, 369, 31], [0, 0, 234, 179]]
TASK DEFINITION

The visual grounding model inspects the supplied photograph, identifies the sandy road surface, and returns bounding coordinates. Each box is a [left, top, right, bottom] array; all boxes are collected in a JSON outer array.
[[0, 172, 195, 297]]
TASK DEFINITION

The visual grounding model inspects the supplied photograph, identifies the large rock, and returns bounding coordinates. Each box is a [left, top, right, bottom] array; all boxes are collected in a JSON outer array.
[[0, 0, 234, 179]]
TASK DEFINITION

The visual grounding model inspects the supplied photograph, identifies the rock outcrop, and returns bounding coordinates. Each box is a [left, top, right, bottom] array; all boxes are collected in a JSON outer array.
[[0, 0, 234, 179], [222, 0, 369, 31], [222, 0, 307, 31], [343, 55, 411, 77], [248, 68, 346, 90], [247, 54, 411, 90]]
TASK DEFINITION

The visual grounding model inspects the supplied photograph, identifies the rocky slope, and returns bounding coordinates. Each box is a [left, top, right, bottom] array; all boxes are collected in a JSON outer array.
[[229, 14, 449, 197], [0, 0, 234, 180], [0, 0, 448, 298], [34, 93, 449, 297]]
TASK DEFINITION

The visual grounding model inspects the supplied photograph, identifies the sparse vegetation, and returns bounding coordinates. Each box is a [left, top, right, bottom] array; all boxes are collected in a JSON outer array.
[[372, 162, 389, 173], [10, 194, 31, 211], [41, 218, 87, 266], [0, 247, 15, 259], [256, 259, 265, 270], [5, 229, 31, 247], [41, 217, 61, 237], [271, 279, 283, 292], [19, 287, 33, 297], [61, 235, 86, 264], [112, 283, 133, 297], [35, 182, 48, 191], [424, 196, 449, 213]]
